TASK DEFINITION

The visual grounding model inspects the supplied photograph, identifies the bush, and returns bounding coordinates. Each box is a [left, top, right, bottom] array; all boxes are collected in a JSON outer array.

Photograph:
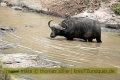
[[112, 3, 120, 15]]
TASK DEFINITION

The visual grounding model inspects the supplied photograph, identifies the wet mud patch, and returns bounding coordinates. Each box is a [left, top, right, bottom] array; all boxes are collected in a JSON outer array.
[[0, 53, 68, 68]]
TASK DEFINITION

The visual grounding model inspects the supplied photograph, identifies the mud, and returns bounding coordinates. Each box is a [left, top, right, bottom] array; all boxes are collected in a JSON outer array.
[[0, 53, 67, 68]]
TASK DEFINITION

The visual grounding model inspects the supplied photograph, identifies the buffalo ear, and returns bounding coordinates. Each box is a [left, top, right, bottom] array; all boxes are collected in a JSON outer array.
[[62, 22, 68, 30], [52, 24, 66, 31]]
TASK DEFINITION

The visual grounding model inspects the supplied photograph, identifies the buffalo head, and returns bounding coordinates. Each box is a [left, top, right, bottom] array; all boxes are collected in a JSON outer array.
[[48, 20, 67, 38]]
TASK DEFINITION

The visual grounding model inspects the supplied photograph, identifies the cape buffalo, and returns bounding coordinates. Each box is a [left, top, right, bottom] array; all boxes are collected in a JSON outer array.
[[48, 17, 102, 43]]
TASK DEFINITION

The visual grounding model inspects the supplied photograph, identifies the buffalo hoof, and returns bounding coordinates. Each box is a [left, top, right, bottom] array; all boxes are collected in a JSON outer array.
[[82, 40, 87, 42], [97, 41, 102, 43], [66, 37, 73, 40]]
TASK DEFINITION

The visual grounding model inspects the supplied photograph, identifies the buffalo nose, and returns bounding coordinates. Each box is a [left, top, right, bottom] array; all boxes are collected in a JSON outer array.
[[50, 35, 55, 38], [50, 33, 55, 38]]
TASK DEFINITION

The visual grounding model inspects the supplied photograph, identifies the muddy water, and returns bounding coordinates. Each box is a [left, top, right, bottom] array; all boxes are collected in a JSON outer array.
[[0, 6, 120, 80]]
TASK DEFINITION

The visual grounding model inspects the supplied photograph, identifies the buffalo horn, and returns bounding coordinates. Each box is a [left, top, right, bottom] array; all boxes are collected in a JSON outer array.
[[48, 20, 53, 28], [54, 24, 64, 30]]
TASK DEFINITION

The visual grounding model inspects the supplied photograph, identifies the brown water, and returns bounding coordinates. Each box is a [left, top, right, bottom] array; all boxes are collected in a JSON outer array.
[[0, 6, 120, 80]]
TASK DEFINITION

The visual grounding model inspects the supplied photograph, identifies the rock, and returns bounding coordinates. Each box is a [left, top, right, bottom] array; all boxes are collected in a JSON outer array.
[[0, 2, 7, 6], [11, 6, 23, 10], [110, 18, 116, 21], [101, 28, 120, 33], [112, 14, 116, 17], [117, 0, 120, 2], [25, 25, 36, 28], [72, 9, 112, 23], [3, 61, 13, 64], [0, 27, 16, 32], [105, 23, 120, 29], [117, 16, 120, 19], [110, 12, 115, 14]]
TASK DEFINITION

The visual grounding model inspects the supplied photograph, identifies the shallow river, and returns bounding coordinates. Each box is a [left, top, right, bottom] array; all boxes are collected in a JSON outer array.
[[0, 6, 120, 80]]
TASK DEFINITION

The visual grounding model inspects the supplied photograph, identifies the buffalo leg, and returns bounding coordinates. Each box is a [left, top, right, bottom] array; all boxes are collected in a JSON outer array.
[[88, 38, 93, 42], [66, 37, 73, 40], [96, 37, 102, 43], [83, 39, 87, 42]]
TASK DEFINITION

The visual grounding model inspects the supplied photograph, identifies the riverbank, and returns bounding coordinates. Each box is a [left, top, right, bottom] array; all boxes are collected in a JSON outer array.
[[0, 0, 114, 17]]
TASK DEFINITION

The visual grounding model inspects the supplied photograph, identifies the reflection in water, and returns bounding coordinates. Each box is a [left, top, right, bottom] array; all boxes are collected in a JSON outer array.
[[0, 6, 120, 80]]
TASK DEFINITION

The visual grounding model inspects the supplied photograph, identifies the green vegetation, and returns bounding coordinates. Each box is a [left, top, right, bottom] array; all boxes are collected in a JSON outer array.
[[0, 61, 24, 80], [0, 61, 11, 80], [112, 3, 120, 15]]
